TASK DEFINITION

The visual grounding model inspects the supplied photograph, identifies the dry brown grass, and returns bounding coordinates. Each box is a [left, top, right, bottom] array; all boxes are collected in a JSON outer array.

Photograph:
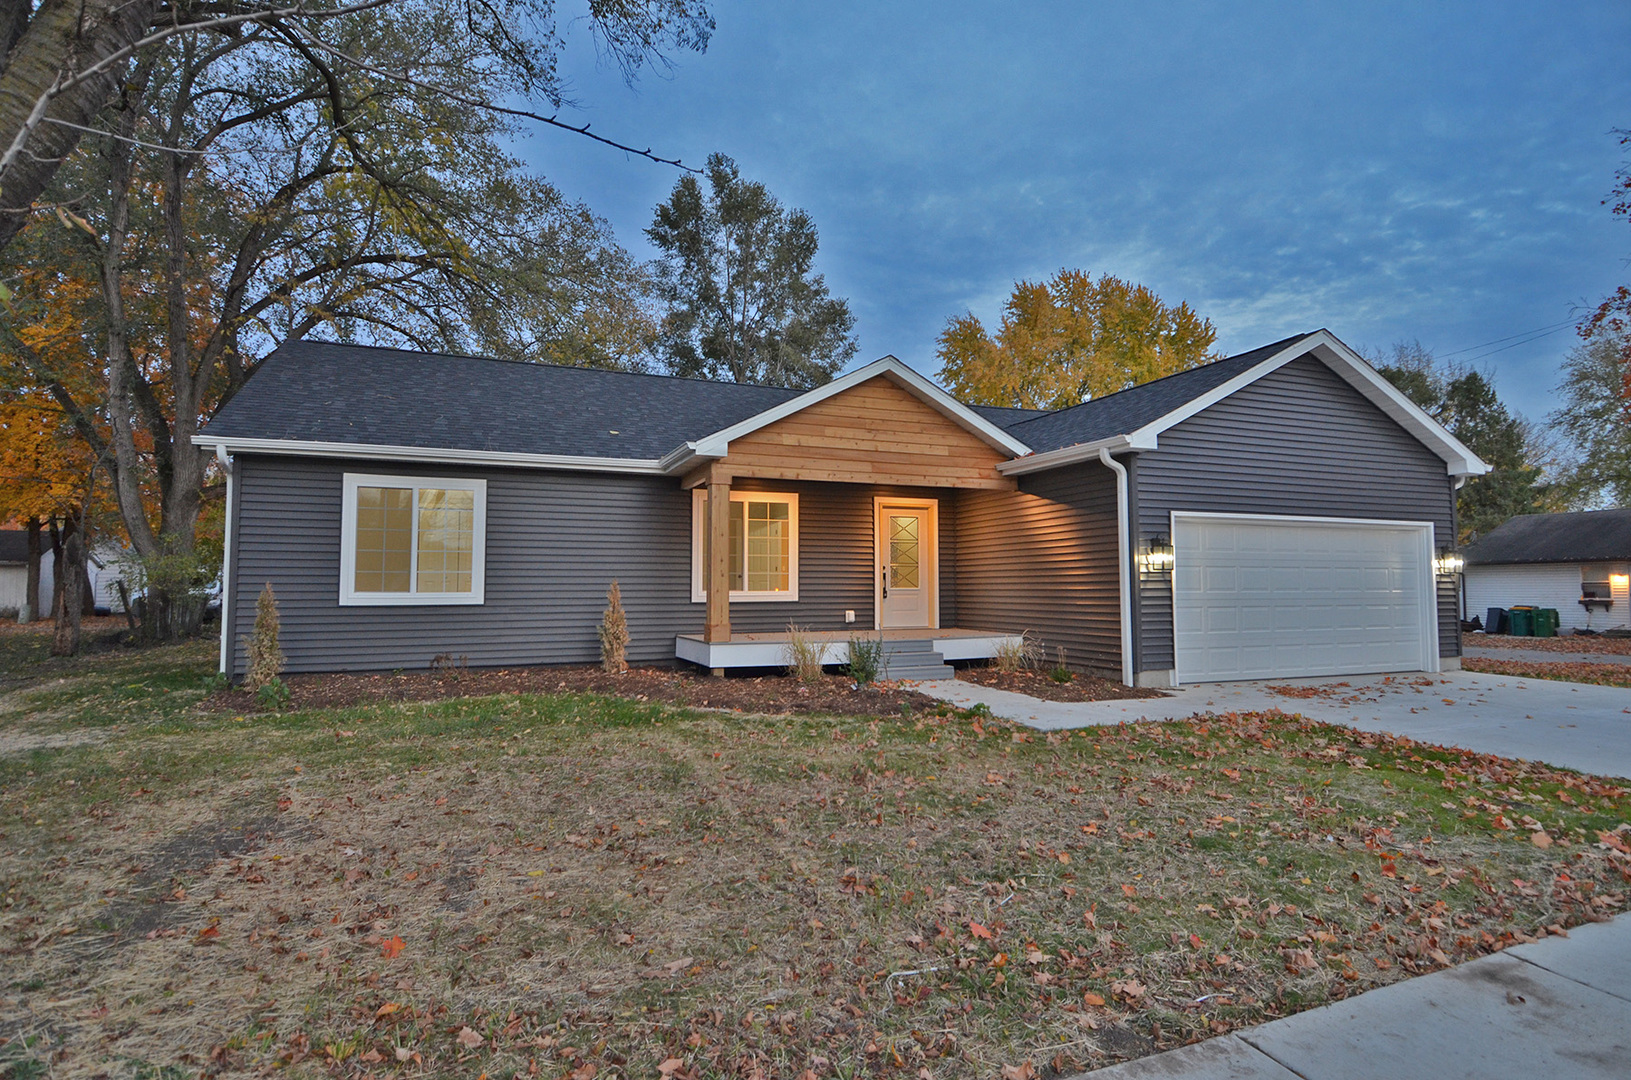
[[0, 640, 1628, 1079]]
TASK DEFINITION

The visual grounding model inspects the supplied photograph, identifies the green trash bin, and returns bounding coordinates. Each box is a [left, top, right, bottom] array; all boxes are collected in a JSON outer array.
[[1534, 609, 1559, 638], [1508, 607, 1535, 636]]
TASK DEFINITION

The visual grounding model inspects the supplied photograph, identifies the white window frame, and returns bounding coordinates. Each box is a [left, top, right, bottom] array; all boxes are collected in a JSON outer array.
[[690, 488, 800, 603], [339, 472, 487, 606]]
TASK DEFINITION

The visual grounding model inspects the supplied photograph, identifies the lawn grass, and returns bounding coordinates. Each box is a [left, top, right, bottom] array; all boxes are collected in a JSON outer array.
[[0, 630, 1627, 1080]]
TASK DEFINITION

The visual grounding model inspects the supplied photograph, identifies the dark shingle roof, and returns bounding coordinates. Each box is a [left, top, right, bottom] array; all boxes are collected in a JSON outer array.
[[204, 341, 806, 459], [1465, 509, 1631, 565], [1002, 333, 1316, 453], [0, 530, 28, 565], [203, 333, 1324, 462]]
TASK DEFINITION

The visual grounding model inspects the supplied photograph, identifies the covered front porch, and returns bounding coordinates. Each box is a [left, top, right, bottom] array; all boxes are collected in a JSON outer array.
[[667, 360, 1034, 676], [676, 627, 1024, 678]]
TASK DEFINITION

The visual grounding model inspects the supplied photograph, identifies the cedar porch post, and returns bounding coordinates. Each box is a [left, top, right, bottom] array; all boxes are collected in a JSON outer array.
[[704, 477, 731, 670]]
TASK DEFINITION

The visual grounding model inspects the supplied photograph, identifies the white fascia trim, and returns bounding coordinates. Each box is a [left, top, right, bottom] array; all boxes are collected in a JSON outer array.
[[669, 356, 1033, 468], [193, 434, 667, 475], [996, 433, 1157, 476], [1126, 331, 1490, 478]]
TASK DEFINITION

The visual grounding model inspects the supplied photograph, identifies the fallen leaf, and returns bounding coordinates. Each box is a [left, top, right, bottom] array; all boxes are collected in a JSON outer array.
[[1082, 991, 1106, 1007], [376, 1001, 401, 1017], [380, 935, 406, 959], [1530, 831, 1552, 849], [657, 1057, 686, 1077], [194, 925, 220, 943], [1000, 1063, 1036, 1080], [455, 1026, 485, 1048], [968, 921, 993, 940]]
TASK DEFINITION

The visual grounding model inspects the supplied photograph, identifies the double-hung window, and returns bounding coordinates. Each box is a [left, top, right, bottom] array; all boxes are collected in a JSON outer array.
[[691, 489, 799, 602], [340, 473, 487, 605]]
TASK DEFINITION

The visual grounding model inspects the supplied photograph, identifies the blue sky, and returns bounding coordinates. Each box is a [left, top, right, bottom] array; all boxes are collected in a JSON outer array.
[[530, 2, 1629, 418]]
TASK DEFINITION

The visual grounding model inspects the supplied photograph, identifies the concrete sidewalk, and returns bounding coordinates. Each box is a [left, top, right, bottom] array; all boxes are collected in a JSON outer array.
[[913, 671, 1631, 779], [1070, 916, 1631, 1079]]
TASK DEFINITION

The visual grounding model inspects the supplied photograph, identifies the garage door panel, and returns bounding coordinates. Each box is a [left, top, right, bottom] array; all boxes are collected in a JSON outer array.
[[1174, 516, 1433, 682]]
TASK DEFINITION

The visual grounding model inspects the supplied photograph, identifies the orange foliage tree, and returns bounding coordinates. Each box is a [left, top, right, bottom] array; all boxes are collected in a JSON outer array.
[[937, 269, 1220, 410]]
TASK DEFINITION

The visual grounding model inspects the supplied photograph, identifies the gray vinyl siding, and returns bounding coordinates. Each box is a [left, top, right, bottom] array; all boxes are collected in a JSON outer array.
[[1132, 354, 1460, 673], [954, 465, 1122, 677], [227, 457, 963, 676]]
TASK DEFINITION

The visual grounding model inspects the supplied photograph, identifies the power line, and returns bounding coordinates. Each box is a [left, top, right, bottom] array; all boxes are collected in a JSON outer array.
[[1457, 324, 1574, 365], [1436, 319, 1576, 360]]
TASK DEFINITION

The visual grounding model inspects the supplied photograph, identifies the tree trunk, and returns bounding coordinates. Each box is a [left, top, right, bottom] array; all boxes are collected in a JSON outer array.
[[22, 515, 39, 623], [51, 518, 82, 656], [0, 0, 163, 250]]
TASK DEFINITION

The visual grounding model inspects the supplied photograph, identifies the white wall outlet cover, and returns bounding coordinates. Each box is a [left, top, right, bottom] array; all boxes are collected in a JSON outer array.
[[845, 610, 855, 622]]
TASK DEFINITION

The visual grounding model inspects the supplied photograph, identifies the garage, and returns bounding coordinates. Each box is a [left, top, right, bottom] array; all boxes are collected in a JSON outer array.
[[1171, 513, 1439, 683]]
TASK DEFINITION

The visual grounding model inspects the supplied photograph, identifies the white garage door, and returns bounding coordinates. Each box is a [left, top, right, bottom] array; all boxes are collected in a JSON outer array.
[[1173, 514, 1438, 683]]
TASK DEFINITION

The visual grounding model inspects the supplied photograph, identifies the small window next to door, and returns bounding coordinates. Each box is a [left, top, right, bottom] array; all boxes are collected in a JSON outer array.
[[690, 490, 800, 602]]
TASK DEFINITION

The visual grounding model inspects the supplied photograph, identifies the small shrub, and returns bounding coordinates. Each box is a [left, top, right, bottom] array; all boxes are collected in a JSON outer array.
[[994, 633, 1040, 673], [242, 583, 284, 691], [255, 677, 290, 710], [845, 634, 884, 685], [782, 624, 828, 683], [201, 671, 230, 694], [1049, 645, 1074, 684], [429, 653, 469, 680], [598, 580, 630, 673]]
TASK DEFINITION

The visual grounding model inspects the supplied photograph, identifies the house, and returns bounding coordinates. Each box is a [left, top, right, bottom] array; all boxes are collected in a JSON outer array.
[[1463, 509, 1631, 633], [0, 530, 51, 619], [195, 329, 1488, 686]]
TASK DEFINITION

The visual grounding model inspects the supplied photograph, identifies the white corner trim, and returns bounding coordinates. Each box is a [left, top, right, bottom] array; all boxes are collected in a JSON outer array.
[[667, 356, 1033, 471], [193, 434, 668, 475], [339, 472, 487, 606]]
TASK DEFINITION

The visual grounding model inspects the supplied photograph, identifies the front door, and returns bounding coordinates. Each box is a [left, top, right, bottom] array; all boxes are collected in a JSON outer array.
[[878, 502, 935, 629]]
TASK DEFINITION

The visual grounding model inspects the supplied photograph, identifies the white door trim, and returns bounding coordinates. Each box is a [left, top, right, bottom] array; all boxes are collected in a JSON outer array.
[[873, 497, 939, 630], [1169, 510, 1440, 685]]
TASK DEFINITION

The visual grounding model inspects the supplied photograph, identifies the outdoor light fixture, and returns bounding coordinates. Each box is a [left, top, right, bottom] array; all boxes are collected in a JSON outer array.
[[1435, 546, 1465, 575], [1141, 533, 1175, 573]]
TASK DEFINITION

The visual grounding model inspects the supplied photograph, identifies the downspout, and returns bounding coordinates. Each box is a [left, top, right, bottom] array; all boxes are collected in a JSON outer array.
[[1099, 447, 1134, 686], [216, 444, 234, 676]]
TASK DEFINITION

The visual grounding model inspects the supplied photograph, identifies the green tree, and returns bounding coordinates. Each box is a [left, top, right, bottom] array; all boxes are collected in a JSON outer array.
[[1, 0, 706, 638], [1579, 128, 1630, 394], [647, 152, 857, 388], [936, 269, 1219, 410], [1552, 331, 1631, 507], [1375, 342, 1559, 539]]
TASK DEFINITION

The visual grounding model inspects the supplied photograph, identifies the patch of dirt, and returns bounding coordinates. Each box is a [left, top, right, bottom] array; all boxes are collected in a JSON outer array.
[[957, 666, 1166, 702], [1463, 657, 1631, 688], [0, 726, 105, 756], [1470, 633, 1631, 656], [202, 664, 949, 718]]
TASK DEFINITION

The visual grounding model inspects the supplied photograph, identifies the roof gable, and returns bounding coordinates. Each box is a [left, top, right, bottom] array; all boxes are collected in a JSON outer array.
[[999, 330, 1489, 478]]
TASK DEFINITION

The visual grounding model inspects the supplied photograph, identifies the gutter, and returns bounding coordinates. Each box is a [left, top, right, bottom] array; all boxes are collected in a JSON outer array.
[[998, 432, 1157, 477], [192, 435, 669, 476], [1098, 447, 1135, 686]]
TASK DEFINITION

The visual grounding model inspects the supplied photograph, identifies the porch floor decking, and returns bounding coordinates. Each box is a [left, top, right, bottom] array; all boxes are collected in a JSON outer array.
[[675, 627, 1023, 672]]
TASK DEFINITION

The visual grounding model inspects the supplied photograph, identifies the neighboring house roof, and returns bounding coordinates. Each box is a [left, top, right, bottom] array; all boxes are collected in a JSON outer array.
[[0, 530, 31, 566], [195, 330, 1489, 479], [1465, 509, 1631, 565]]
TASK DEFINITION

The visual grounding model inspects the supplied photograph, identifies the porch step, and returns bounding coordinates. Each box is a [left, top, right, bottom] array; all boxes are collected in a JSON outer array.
[[880, 638, 954, 681]]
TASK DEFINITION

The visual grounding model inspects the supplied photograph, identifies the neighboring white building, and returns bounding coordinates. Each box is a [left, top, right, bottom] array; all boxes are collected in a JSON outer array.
[[0, 530, 54, 620], [1463, 508, 1631, 633]]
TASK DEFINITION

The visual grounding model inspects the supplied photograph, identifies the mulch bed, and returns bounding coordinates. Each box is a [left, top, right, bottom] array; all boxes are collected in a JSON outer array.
[[956, 665, 1166, 702], [1469, 633, 1631, 656], [1462, 657, 1631, 688], [202, 663, 951, 717]]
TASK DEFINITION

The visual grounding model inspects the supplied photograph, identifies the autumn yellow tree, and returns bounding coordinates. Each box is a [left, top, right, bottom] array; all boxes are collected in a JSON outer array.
[[937, 269, 1220, 409]]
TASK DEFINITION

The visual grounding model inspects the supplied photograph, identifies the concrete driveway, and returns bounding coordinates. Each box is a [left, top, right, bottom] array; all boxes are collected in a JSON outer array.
[[916, 670, 1631, 779]]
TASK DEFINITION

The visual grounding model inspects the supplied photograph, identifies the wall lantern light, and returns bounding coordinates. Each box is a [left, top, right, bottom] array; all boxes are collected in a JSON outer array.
[[1435, 546, 1465, 575], [1141, 533, 1175, 573]]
